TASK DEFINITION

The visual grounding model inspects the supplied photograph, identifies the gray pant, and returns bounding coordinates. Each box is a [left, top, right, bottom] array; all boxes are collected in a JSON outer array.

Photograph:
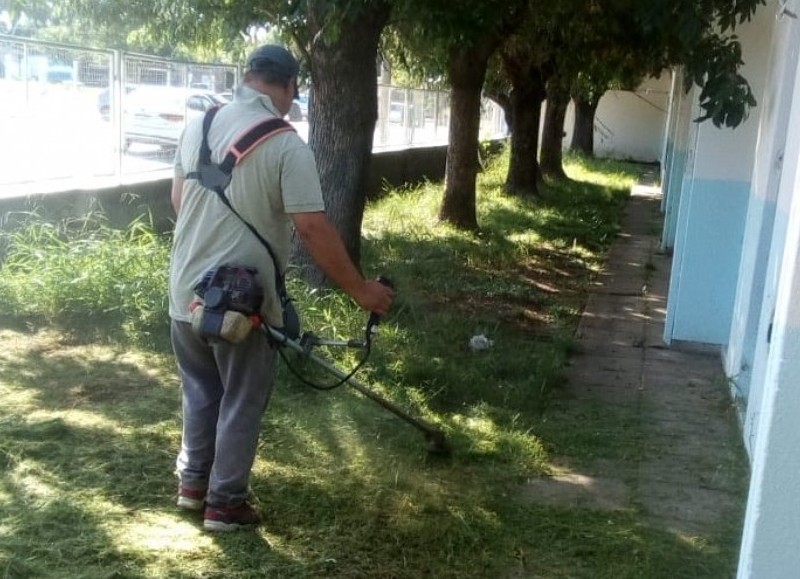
[[171, 319, 277, 507]]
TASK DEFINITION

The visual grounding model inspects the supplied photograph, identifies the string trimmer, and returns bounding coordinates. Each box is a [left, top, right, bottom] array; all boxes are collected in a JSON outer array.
[[262, 278, 451, 456]]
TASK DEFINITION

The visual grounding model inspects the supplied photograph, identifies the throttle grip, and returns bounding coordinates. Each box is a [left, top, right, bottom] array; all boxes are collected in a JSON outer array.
[[367, 276, 394, 330]]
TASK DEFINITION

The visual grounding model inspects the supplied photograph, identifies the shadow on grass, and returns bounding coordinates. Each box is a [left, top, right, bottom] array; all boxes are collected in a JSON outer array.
[[272, 176, 634, 451], [1, 160, 738, 576], [0, 323, 530, 577], [0, 389, 739, 578]]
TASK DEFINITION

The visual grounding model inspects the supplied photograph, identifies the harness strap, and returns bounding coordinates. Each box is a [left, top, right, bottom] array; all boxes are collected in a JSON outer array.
[[186, 105, 297, 312], [219, 118, 295, 174], [192, 105, 295, 175]]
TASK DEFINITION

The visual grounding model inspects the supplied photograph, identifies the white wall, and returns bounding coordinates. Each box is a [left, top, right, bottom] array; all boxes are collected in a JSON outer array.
[[561, 74, 671, 163], [726, 2, 799, 427], [662, 7, 772, 345], [738, 49, 800, 570]]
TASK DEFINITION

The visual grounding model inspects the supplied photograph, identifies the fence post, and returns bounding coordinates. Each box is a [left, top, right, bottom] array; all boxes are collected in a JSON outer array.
[[113, 49, 122, 179], [22, 41, 29, 107]]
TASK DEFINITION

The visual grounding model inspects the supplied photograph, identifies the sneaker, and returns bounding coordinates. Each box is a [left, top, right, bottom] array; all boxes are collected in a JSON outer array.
[[176, 485, 206, 511], [203, 502, 262, 532]]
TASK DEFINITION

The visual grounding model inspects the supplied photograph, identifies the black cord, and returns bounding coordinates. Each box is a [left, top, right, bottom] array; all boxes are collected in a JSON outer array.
[[277, 345, 370, 390], [275, 324, 375, 391], [273, 277, 392, 391]]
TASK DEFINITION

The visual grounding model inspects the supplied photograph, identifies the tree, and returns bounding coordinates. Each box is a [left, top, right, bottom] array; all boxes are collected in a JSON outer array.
[[567, 30, 654, 157], [487, 0, 582, 196], [534, 0, 766, 178], [284, 2, 392, 283], [391, 0, 528, 230], [637, 0, 765, 128], [493, 48, 551, 197], [539, 76, 570, 181], [570, 86, 601, 157], [45, 0, 769, 255], [534, 1, 652, 176]]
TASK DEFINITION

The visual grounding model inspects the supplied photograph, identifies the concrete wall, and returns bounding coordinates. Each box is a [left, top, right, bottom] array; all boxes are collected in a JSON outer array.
[[0, 144, 458, 233], [0, 179, 174, 233], [657, 3, 800, 573], [561, 73, 672, 163], [727, 2, 800, 437], [663, 7, 773, 345], [738, 36, 800, 570]]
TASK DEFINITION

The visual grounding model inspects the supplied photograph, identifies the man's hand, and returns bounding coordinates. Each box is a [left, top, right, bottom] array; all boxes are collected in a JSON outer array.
[[291, 212, 395, 315], [353, 278, 395, 316]]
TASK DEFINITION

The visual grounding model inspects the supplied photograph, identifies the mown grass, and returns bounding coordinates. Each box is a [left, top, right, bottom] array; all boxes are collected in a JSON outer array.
[[0, 150, 744, 578]]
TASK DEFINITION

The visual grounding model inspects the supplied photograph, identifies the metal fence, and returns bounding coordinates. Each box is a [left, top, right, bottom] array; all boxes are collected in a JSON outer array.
[[0, 34, 506, 196]]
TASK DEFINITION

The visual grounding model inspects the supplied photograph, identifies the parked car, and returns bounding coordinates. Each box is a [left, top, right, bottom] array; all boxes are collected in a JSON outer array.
[[45, 65, 76, 84], [122, 86, 228, 150], [289, 92, 309, 122]]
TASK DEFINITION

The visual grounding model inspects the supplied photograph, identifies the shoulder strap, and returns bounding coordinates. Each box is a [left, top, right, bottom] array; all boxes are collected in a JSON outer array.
[[191, 107, 295, 178], [219, 117, 294, 174], [197, 104, 222, 166]]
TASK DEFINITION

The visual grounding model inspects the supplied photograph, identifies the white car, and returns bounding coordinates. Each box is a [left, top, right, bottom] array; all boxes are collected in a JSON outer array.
[[289, 92, 309, 122], [123, 86, 228, 150]]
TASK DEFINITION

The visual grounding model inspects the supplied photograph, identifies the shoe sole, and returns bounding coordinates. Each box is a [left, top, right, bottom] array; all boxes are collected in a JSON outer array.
[[177, 496, 205, 510], [203, 519, 258, 532]]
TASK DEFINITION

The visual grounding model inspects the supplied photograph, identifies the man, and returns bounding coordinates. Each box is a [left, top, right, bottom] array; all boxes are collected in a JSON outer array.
[[169, 44, 394, 532]]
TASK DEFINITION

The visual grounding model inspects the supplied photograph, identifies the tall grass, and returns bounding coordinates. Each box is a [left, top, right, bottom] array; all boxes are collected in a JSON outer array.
[[0, 151, 744, 578], [0, 212, 170, 347]]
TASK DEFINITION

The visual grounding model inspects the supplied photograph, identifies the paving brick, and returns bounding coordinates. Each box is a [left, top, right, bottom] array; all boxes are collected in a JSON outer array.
[[523, 191, 749, 539]]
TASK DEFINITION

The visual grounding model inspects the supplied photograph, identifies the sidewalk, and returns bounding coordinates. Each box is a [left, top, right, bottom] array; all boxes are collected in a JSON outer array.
[[527, 185, 749, 538]]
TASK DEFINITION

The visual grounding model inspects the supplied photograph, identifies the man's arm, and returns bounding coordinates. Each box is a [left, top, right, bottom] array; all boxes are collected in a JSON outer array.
[[290, 211, 394, 315], [171, 176, 184, 214]]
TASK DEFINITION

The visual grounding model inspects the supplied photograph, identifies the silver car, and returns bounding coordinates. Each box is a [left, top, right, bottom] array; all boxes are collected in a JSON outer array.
[[123, 86, 228, 150]]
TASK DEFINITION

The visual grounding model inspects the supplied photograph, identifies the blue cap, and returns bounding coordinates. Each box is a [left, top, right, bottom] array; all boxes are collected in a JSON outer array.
[[246, 45, 300, 81]]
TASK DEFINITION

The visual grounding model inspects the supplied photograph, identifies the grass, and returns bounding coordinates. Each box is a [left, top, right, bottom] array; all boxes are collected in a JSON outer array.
[[0, 149, 747, 578]]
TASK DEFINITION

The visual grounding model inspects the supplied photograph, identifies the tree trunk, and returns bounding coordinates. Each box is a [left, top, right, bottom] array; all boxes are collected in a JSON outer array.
[[439, 43, 494, 231], [540, 81, 570, 181], [504, 67, 548, 197], [291, 3, 391, 285], [570, 94, 600, 156]]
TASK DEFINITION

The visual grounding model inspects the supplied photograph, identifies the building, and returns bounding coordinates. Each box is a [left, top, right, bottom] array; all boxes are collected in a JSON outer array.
[[658, 3, 800, 576]]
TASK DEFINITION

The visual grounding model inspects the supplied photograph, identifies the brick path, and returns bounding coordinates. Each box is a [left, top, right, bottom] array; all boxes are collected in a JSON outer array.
[[525, 185, 748, 537]]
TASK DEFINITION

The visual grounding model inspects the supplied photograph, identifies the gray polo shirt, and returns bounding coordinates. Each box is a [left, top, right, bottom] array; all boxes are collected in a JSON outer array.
[[169, 85, 325, 326]]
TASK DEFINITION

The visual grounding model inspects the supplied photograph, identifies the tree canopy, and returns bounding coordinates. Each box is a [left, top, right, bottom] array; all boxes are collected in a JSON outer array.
[[7, 0, 769, 242]]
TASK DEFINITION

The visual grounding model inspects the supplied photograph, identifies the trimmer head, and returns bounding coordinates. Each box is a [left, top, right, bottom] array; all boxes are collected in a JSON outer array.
[[425, 430, 452, 457]]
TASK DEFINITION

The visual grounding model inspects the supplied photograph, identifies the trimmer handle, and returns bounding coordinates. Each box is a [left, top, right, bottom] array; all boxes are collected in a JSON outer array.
[[367, 275, 394, 333]]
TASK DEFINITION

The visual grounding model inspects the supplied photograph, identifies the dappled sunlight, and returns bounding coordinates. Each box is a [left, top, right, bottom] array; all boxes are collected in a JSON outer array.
[[47, 345, 176, 382], [0, 149, 738, 576], [449, 407, 549, 472], [1, 379, 39, 408], [113, 511, 217, 552], [522, 469, 633, 513], [446, 504, 503, 532], [0, 328, 64, 358], [454, 412, 499, 439], [564, 155, 642, 190], [26, 408, 129, 434], [7, 460, 62, 503]]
